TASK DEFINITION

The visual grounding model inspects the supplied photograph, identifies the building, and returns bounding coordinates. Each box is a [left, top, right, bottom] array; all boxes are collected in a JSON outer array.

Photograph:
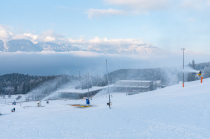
[[113, 80, 155, 93], [59, 86, 107, 99]]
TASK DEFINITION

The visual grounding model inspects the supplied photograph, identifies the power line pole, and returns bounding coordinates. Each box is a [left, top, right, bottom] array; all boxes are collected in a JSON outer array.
[[181, 48, 185, 87], [106, 60, 111, 109]]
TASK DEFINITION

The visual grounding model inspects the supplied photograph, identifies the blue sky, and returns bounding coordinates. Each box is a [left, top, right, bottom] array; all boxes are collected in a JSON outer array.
[[0, 0, 210, 53]]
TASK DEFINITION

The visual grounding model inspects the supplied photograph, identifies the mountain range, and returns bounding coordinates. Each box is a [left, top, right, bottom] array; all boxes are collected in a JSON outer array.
[[0, 39, 208, 56]]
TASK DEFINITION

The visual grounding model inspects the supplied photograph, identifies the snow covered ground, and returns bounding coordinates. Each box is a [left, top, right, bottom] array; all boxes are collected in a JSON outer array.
[[1, 78, 210, 139]]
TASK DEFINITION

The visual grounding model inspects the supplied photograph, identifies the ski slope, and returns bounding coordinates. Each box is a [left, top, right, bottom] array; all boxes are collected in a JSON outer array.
[[1, 78, 210, 139]]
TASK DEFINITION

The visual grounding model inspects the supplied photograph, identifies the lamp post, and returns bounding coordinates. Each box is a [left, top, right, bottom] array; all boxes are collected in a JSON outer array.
[[88, 73, 89, 99], [86, 73, 90, 105], [106, 60, 111, 109], [181, 48, 185, 87]]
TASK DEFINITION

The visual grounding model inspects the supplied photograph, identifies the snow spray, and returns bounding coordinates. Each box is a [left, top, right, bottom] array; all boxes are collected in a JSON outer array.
[[26, 77, 74, 101], [41, 82, 78, 101], [93, 88, 109, 98], [183, 65, 199, 73]]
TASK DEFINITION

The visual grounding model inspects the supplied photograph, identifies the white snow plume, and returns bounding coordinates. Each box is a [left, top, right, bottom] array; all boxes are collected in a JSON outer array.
[[26, 76, 71, 101], [93, 89, 109, 98], [42, 82, 78, 101], [41, 90, 61, 101], [161, 65, 200, 85], [93, 85, 114, 98], [184, 65, 199, 73], [161, 66, 199, 86], [158, 67, 180, 86]]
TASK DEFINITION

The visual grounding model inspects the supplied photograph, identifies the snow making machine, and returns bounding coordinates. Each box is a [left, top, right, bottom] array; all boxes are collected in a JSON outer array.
[[197, 71, 203, 83], [197, 71, 202, 76]]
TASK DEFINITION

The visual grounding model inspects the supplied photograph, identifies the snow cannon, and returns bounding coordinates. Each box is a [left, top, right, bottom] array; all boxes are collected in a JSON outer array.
[[197, 71, 202, 76], [107, 102, 112, 106], [86, 98, 90, 105]]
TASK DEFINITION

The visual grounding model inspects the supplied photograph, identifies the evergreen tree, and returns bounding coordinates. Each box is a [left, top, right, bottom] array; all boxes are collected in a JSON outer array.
[[14, 85, 18, 94], [22, 83, 26, 94], [192, 60, 196, 69], [203, 67, 210, 78], [27, 85, 30, 93]]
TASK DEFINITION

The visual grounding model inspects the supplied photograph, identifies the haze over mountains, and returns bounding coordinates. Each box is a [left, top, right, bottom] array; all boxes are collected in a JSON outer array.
[[0, 39, 206, 56], [0, 39, 209, 76]]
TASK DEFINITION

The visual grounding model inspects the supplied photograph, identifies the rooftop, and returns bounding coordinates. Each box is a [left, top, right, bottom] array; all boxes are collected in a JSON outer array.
[[58, 85, 112, 94], [116, 80, 152, 83], [114, 85, 150, 88]]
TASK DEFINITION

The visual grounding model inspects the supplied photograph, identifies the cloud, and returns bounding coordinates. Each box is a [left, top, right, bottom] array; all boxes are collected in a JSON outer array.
[[102, 0, 210, 13], [0, 25, 66, 44], [67, 37, 149, 52], [68, 38, 84, 43], [24, 33, 38, 40], [68, 36, 144, 45], [56, 6, 68, 9], [37, 30, 65, 42], [180, 0, 208, 9], [0, 25, 13, 41], [67, 37, 145, 49], [104, 0, 169, 11], [86, 0, 210, 18], [66, 37, 150, 54], [12, 34, 33, 40], [44, 36, 56, 42], [16, 30, 64, 43], [88, 37, 144, 45], [86, 9, 128, 18]]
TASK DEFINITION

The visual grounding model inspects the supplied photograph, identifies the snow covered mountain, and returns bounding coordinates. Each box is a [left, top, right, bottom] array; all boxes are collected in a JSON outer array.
[[118, 45, 174, 55], [6, 39, 43, 52], [1, 39, 207, 57], [0, 39, 173, 56], [86, 44, 174, 55]]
